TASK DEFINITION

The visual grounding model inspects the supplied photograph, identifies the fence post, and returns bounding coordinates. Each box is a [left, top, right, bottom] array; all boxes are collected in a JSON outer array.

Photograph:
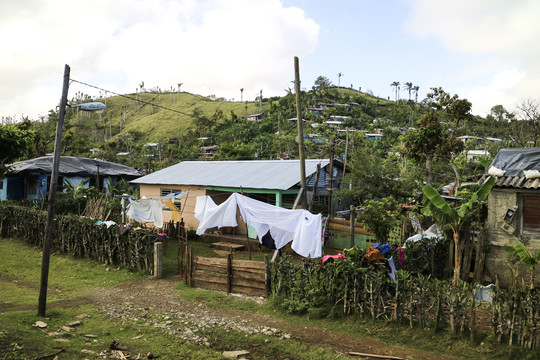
[[188, 246, 194, 286], [265, 254, 271, 296], [349, 205, 356, 248], [154, 242, 163, 279], [227, 253, 233, 294]]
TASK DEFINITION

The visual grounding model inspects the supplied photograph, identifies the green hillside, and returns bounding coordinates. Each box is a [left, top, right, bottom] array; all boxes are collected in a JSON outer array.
[[69, 91, 265, 143]]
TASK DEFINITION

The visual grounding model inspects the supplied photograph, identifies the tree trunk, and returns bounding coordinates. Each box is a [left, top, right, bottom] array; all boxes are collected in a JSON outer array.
[[426, 154, 434, 185], [450, 156, 460, 194], [452, 228, 461, 286]]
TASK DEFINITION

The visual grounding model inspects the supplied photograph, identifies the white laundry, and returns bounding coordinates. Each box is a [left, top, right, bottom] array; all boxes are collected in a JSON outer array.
[[194, 194, 239, 234], [126, 198, 164, 228], [195, 193, 322, 258], [388, 256, 397, 283], [126, 192, 189, 229]]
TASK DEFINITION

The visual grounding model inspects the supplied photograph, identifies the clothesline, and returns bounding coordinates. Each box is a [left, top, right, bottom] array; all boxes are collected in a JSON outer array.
[[194, 193, 322, 258]]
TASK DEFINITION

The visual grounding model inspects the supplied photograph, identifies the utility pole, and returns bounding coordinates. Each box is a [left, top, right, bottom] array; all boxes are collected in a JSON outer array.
[[294, 57, 307, 209], [38, 64, 70, 317], [327, 137, 335, 217]]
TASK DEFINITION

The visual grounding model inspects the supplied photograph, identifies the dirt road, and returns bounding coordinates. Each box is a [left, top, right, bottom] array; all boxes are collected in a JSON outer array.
[[87, 275, 458, 360]]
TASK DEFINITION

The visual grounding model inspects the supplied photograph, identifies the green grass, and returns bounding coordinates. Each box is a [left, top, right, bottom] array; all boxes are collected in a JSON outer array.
[[0, 239, 144, 307], [174, 282, 260, 312]]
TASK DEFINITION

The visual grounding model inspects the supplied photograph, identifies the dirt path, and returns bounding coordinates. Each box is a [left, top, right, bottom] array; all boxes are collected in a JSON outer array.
[[86, 275, 458, 360]]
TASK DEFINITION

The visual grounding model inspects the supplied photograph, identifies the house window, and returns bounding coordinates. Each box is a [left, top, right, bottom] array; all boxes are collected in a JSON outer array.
[[160, 189, 182, 210], [521, 194, 540, 233]]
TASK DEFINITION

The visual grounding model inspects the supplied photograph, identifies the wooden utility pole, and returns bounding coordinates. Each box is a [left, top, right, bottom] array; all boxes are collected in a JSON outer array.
[[308, 163, 321, 212], [38, 64, 70, 317], [294, 56, 307, 209], [327, 138, 335, 217]]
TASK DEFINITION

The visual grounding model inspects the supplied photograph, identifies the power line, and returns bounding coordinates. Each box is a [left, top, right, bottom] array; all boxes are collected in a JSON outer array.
[[70, 78, 197, 119]]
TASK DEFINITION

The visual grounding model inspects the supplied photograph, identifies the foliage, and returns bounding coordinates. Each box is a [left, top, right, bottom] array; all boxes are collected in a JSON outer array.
[[421, 176, 495, 285], [270, 254, 540, 350], [0, 120, 35, 177], [357, 197, 401, 243], [0, 204, 158, 272], [504, 237, 540, 289], [337, 145, 418, 203]]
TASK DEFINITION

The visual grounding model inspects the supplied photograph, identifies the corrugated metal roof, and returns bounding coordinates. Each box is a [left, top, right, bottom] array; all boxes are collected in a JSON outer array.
[[8, 156, 141, 177], [131, 159, 330, 190], [478, 175, 540, 189]]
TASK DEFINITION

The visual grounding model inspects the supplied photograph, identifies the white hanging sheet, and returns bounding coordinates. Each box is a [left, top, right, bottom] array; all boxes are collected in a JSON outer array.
[[195, 193, 322, 258], [194, 194, 239, 234], [126, 191, 189, 228]]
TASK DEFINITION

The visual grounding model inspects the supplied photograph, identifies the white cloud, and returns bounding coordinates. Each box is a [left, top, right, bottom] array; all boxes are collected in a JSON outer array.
[[405, 0, 540, 114], [0, 0, 319, 119]]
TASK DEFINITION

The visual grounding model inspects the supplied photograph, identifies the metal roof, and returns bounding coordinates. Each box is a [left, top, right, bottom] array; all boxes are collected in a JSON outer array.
[[476, 147, 540, 189], [8, 156, 141, 177], [131, 159, 330, 190], [478, 174, 540, 189]]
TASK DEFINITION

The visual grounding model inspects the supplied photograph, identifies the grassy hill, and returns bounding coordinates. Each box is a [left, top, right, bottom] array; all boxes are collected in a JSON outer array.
[[68, 91, 266, 144]]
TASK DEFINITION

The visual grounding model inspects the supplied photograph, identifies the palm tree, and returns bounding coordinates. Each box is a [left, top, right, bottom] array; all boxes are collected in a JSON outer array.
[[404, 82, 413, 101], [413, 85, 420, 103], [337, 72, 344, 87], [240, 88, 244, 102], [390, 81, 400, 102]]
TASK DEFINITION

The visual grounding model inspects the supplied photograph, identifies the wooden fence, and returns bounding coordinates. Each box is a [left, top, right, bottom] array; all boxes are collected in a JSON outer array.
[[185, 252, 270, 297]]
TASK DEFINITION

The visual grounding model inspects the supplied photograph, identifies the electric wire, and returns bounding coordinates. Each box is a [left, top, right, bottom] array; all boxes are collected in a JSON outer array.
[[70, 78, 197, 119]]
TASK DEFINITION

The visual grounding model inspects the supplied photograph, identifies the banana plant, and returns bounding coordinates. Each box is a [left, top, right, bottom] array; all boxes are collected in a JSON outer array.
[[421, 176, 495, 285], [504, 237, 540, 290]]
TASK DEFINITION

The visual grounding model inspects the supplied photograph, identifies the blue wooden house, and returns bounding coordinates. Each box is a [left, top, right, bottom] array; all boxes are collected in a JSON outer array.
[[0, 156, 141, 201]]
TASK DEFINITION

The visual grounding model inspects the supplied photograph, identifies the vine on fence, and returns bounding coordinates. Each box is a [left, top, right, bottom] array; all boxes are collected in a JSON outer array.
[[0, 204, 157, 273], [270, 250, 539, 350]]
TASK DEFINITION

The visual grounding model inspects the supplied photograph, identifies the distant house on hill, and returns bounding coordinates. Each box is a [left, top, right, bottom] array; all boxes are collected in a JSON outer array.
[[245, 113, 265, 122], [130, 159, 341, 231], [0, 156, 141, 201], [477, 148, 540, 287]]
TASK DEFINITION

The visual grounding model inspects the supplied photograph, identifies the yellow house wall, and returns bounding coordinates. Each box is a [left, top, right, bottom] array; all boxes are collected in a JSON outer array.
[[138, 185, 248, 234]]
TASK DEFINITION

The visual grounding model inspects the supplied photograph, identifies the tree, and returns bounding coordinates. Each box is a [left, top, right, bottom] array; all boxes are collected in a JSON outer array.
[[515, 99, 540, 146], [406, 88, 471, 186], [337, 145, 417, 202], [240, 88, 244, 102], [313, 76, 332, 90], [0, 120, 35, 178], [413, 85, 420, 103], [390, 81, 400, 102], [421, 176, 495, 286], [404, 82, 413, 101], [337, 72, 344, 87], [358, 197, 401, 243], [405, 112, 444, 185]]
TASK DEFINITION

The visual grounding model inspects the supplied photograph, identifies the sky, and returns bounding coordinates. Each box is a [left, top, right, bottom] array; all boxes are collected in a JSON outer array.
[[1, 0, 538, 121]]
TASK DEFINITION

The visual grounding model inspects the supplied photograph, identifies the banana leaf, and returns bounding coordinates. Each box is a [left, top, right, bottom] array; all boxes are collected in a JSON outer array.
[[421, 185, 457, 223], [504, 238, 539, 269]]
